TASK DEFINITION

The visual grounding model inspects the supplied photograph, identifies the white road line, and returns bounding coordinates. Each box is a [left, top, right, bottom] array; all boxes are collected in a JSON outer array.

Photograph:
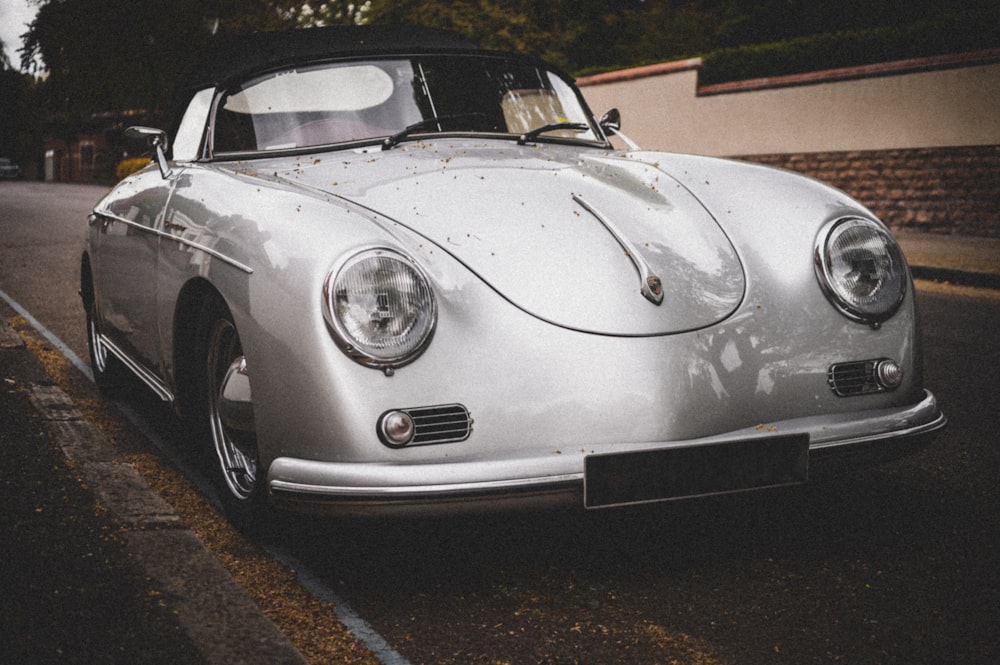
[[0, 288, 93, 380]]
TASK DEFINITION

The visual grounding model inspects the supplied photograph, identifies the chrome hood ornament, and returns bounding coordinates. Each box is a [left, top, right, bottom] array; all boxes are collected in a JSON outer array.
[[572, 194, 664, 306]]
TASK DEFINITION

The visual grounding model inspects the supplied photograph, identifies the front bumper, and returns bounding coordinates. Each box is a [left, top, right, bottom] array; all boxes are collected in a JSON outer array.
[[267, 390, 945, 515]]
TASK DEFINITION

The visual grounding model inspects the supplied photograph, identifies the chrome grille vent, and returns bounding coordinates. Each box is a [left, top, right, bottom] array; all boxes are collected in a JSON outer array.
[[828, 359, 889, 397], [408, 404, 473, 445], [378, 404, 472, 448]]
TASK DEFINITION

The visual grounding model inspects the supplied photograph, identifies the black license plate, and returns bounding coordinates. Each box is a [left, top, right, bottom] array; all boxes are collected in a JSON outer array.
[[584, 434, 809, 509]]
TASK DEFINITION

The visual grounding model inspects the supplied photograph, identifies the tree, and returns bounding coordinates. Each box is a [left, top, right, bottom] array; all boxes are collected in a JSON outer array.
[[22, 0, 206, 122], [16, 0, 995, 138], [284, 1, 373, 26], [19, 0, 315, 122], [362, 0, 653, 72], [0, 52, 40, 172]]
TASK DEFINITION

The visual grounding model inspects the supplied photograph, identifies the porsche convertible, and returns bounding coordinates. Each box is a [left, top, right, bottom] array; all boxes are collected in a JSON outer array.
[[81, 25, 945, 520]]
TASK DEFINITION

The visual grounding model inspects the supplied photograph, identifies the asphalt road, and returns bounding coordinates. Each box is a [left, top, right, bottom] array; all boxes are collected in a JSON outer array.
[[1, 180, 997, 664]]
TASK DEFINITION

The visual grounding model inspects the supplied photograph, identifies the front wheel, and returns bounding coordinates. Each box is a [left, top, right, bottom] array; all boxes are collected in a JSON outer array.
[[201, 305, 267, 526]]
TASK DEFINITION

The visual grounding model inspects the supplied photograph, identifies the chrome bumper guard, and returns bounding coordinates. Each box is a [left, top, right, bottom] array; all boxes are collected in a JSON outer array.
[[268, 391, 945, 514]]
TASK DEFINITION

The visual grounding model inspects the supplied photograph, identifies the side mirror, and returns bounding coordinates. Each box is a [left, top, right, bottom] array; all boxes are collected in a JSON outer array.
[[597, 108, 640, 150], [599, 108, 622, 133], [124, 126, 173, 179]]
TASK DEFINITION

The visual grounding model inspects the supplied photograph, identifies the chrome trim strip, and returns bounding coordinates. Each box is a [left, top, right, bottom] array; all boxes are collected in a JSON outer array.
[[267, 391, 943, 505], [270, 410, 945, 502], [270, 473, 583, 499], [572, 194, 664, 305], [99, 334, 175, 402], [809, 410, 946, 450], [94, 209, 254, 275], [803, 389, 943, 448]]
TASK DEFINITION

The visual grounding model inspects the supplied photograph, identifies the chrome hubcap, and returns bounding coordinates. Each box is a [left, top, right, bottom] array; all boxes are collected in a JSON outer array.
[[207, 318, 257, 500]]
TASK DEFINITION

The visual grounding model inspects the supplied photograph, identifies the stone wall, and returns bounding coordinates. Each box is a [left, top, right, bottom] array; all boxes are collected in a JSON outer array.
[[741, 145, 1000, 238]]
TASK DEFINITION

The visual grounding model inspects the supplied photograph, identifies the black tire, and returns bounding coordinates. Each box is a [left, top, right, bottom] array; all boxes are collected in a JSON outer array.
[[84, 282, 131, 396], [197, 299, 269, 528]]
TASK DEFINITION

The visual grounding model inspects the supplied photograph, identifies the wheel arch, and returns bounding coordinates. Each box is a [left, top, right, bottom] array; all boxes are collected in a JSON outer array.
[[172, 277, 232, 421], [80, 252, 94, 307]]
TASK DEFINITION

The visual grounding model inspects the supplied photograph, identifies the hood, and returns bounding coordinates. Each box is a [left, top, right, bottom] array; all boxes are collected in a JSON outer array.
[[272, 141, 745, 336]]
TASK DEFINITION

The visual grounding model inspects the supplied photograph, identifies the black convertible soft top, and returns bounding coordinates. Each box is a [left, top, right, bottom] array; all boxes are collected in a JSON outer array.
[[183, 25, 479, 92], [168, 25, 481, 136]]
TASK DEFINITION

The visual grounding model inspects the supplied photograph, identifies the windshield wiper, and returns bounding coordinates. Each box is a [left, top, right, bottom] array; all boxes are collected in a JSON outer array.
[[517, 122, 590, 145], [382, 113, 489, 150]]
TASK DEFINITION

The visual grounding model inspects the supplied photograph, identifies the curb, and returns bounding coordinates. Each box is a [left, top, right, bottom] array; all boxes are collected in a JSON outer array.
[[3, 314, 308, 665], [910, 265, 1000, 291]]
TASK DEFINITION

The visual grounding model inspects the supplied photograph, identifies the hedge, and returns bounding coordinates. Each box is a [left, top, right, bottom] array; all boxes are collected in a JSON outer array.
[[575, 10, 999, 85], [699, 10, 1000, 86], [115, 157, 151, 180]]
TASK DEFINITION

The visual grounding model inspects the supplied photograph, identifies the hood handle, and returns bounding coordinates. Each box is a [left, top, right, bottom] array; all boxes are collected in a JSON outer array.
[[572, 194, 664, 306]]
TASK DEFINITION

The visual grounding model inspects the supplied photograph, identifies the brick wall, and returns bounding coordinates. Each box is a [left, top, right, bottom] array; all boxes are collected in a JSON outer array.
[[742, 145, 1000, 238]]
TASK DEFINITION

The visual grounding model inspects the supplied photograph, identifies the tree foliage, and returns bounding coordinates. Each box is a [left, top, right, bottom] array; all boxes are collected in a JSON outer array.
[[16, 0, 997, 132], [20, 0, 287, 121], [362, 0, 677, 72], [361, 0, 997, 72], [0, 40, 38, 163]]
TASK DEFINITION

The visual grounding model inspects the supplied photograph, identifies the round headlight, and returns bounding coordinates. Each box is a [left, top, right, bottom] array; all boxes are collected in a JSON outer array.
[[815, 217, 907, 325], [324, 248, 436, 369]]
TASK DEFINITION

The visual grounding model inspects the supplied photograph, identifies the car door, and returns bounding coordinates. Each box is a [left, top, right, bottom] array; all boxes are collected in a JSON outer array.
[[91, 169, 170, 377]]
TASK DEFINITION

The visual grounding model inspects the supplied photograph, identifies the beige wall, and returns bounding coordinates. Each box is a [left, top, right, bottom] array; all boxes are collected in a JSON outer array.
[[578, 52, 1000, 156]]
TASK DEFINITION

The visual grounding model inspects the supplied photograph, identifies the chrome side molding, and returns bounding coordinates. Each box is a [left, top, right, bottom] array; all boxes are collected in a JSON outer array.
[[98, 334, 174, 402]]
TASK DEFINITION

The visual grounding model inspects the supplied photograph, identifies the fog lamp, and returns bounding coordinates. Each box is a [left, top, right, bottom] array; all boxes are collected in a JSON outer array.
[[876, 360, 904, 389], [378, 410, 415, 447]]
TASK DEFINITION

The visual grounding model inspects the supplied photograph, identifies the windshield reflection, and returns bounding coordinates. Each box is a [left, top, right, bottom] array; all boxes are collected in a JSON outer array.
[[213, 55, 601, 154]]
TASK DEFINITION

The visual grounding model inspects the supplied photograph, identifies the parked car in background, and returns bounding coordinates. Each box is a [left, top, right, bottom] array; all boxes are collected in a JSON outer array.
[[81, 26, 945, 523], [0, 157, 21, 179]]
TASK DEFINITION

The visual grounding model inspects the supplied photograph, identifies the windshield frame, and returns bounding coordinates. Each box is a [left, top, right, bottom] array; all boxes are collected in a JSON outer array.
[[205, 52, 611, 159]]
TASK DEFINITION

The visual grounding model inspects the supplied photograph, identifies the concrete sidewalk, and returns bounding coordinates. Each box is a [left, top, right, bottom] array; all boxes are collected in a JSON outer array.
[[895, 230, 1000, 290], [0, 312, 308, 665]]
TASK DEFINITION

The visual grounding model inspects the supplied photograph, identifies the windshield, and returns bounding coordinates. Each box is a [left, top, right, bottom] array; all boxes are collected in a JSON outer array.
[[212, 55, 601, 154]]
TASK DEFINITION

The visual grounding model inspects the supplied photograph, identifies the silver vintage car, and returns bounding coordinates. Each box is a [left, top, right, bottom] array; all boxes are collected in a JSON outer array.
[[82, 26, 945, 521]]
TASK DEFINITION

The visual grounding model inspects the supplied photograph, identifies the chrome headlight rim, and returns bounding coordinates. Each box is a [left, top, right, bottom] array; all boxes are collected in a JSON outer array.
[[323, 246, 437, 370], [814, 215, 908, 326]]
